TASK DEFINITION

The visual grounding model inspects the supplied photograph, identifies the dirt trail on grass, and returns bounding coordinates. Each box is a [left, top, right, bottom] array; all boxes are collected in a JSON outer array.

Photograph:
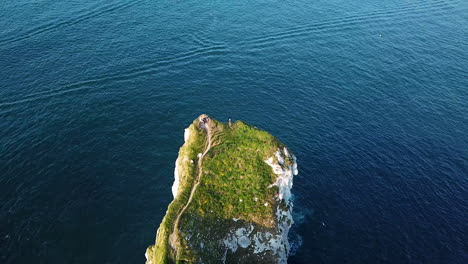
[[170, 118, 213, 254]]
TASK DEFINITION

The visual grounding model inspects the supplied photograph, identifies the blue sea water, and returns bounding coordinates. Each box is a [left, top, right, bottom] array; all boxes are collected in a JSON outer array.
[[1, 0, 467, 263]]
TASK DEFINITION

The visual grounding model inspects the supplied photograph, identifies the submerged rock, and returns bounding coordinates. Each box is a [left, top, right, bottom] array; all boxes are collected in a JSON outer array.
[[146, 115, 298, 264]]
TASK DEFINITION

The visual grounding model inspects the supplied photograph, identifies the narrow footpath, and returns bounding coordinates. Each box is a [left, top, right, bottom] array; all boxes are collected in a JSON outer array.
[[170, 116, 213, 256]]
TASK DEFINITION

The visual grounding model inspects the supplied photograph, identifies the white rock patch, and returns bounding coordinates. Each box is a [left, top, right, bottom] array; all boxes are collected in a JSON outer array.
[[171, 159, 180, 198], [238, 235, 251, 248], [265, 148, 298, 202], [223, 225, 254, 252], [184, 128, 190, 142], [221, 148, 298, 264], [171, 127, 191, 198], [262, 147, 298, 263]]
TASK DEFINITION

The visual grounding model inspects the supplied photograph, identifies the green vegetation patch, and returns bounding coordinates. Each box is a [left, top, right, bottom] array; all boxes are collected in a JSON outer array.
[[146, 119, 206, 264], [147, 116, 285, 264], [187, 119, 282, 227]]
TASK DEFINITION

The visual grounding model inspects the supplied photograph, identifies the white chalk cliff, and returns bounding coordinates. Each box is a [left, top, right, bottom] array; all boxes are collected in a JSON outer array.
[[222, 148, 298, 263]]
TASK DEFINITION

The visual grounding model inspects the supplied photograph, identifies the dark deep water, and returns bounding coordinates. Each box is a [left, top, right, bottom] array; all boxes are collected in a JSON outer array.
[[1, 0, 467, 263]]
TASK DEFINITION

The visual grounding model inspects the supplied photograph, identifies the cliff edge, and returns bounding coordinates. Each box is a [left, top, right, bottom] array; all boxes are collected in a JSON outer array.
[[146, 115, 298, 263]]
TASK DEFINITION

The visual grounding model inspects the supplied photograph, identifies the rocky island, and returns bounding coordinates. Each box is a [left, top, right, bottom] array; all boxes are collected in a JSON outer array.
[[146, 115, 298, 264]]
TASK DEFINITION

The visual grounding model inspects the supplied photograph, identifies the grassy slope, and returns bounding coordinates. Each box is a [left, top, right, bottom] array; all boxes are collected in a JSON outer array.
[[147, 117, 287, 263], [189, 120, 283, 226], [146, 119, 206, 264]]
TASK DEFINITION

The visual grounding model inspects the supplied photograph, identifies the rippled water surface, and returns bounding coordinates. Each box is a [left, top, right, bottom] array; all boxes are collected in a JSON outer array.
[[1, 0, 467, 263]]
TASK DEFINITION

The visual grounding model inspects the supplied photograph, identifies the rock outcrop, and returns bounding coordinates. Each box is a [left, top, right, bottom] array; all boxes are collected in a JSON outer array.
[[146, 115, 298, 263]]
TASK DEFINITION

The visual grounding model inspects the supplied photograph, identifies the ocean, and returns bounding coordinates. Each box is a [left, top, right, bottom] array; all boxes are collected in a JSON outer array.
[[0, 0, 467, 263]]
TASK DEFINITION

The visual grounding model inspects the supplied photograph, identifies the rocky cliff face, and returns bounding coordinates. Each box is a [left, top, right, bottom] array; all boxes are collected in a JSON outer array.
[[146, 115, 298, 264], [221, 148, 298, 263]]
